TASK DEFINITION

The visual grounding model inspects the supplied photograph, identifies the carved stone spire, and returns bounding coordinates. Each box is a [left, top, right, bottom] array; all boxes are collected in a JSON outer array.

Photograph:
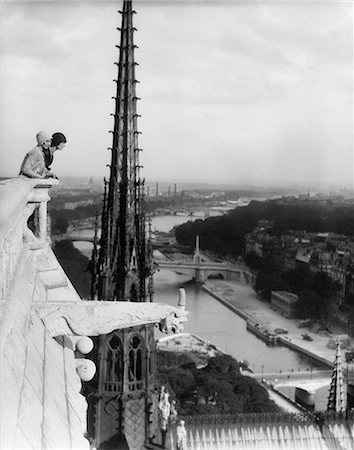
[[93, 0, 150, 303], [84, 3, 189, 449], [327, 338, 346, 413]]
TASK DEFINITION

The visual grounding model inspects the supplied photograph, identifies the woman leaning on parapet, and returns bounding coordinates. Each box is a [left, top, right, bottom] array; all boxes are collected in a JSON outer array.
[[19, 130, 67, 179]]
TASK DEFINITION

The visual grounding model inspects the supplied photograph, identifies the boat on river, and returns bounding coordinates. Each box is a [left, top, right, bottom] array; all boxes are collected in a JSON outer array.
[[246, 320, 279, 346]]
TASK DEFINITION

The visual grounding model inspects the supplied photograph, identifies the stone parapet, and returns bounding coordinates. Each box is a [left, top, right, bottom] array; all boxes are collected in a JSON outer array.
[[0, 178, 58, 300]]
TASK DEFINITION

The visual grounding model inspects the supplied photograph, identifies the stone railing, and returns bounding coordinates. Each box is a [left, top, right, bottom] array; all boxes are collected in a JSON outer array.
[[0, 178, 58, 300]]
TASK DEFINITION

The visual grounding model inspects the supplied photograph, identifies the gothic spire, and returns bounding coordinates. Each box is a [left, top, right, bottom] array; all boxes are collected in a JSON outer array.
[[93, 0, 152, 302], [327, 338, 346, 413]]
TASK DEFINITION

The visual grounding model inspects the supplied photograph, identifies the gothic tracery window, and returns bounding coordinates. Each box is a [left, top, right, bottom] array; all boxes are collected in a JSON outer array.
[[104, 334, 123, 393], [128, 334, 145, 391], [130, 283, 138, 302]]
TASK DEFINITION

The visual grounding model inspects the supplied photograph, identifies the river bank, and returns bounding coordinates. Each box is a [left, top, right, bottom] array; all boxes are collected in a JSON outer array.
[[203, 279, 352, 370], [66, 222, 350, 373]]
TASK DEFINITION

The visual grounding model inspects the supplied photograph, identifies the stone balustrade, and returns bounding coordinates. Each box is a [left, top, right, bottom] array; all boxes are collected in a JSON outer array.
[[0, 178, 58, 300]]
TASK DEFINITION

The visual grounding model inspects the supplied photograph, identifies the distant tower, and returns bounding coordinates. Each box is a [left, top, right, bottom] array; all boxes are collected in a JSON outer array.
[[174, 183, 177, 197], [327, 338, 346, 413], [89, 2, 157, 448], [193, 235, 202, 264], [156, 182, 159, 199]]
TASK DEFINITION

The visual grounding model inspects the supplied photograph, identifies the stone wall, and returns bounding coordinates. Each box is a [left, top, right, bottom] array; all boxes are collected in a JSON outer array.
[[0, 178, 90, 449]]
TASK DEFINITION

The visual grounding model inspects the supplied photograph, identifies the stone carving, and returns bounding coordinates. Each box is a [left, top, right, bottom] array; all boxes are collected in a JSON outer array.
[[75, 358, 96, 382], [34, 298, 188, 337], [158, 386, 171, 448], [71, 336, 94, 354], [176, 419, 187, 450], [159, 288, 187, 334], [170, 399, 178, 425], [158, 388, 171, 432]]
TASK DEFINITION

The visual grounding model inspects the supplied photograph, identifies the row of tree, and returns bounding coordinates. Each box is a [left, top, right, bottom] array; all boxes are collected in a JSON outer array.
[[157, 351, 279, 416], [248, 258, 339, 319], [175, 200, 354, 259], [174, 199, 354, 319], [50, 202, 102, 234]]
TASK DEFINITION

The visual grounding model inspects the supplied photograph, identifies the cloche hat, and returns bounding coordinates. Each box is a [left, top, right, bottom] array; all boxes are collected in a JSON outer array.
[[36, 130, 51, 146]]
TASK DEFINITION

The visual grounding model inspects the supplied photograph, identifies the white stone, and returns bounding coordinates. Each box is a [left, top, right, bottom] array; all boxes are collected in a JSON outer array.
[[16, 378, 43, 449], [13, 426, 33, 450], [75, 336, 94, 354], [76, 358, 96, 381]]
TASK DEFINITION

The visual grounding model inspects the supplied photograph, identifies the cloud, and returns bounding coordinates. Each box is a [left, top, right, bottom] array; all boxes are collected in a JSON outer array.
[[1, 1, 352, 188]]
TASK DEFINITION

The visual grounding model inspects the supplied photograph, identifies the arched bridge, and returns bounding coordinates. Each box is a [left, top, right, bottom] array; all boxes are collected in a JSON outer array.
[[250, 370, 332, 410], [63, 236, 95, 243], [156, 260, 253, 284]]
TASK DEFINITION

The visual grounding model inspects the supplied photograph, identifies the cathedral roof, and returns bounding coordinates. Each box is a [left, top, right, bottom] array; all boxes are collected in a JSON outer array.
[[168, 415, 354, 449]]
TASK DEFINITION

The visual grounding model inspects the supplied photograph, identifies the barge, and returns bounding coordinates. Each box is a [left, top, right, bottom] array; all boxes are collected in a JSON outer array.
[[246, 320, 279, 345]]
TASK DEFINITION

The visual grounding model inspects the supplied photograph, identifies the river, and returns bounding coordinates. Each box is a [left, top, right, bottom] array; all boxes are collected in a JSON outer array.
[[72, 215, 330, 410], [72, 215, 326, 372]]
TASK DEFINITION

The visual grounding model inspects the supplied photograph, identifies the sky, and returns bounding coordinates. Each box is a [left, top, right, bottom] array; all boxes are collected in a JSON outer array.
[[0, 0, 353, 189]]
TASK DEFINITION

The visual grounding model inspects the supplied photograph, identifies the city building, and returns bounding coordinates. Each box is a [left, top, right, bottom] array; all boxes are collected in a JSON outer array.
[[271, 291, 298, 319]]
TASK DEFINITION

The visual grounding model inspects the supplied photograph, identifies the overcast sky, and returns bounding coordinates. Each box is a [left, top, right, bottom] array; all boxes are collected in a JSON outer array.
[[1, 0, 353, 189]]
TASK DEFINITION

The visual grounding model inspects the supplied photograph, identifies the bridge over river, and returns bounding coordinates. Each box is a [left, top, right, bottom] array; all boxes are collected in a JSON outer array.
[[249, 368, 354, 410], [63, 231, 255, 284], [61, 235, 95, 243], [157, 259, 254, 283], [248, 369, 333, 410]]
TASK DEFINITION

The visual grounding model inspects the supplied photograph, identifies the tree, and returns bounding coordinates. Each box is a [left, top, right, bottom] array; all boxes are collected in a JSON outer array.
[[296, 288, 324, 319], [52, 216, 69, 234], [156, 351, 278, 415], [167, 368, 195, 404]]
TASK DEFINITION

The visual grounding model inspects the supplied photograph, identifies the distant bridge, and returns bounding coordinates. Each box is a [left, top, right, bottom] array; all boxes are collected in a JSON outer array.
[[156, 259, 253, 283], [60, 236, 95, 243], [249, 369, 333, 410], [250, 369, 333, 385], [62, 235, 254, 284], [62, 235, 174, 248], [152, 206, 234, 218]]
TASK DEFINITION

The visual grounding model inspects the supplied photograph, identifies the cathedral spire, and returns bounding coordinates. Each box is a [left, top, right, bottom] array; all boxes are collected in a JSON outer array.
[[93, 0, 151, 302], [327, 338, 346, 413]]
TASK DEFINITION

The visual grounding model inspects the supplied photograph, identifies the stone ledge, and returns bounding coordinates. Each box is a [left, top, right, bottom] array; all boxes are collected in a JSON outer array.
[[34, 300, 188, 337]]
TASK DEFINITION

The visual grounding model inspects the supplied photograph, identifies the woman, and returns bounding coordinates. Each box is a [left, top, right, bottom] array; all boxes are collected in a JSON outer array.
[[19, 130, 52, 178], [19, 131, 67, 179], [43, 132, 67, 174]]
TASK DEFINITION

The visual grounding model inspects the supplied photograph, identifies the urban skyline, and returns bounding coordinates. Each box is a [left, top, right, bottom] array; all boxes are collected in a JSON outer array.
[[1, 0, 353, 188]]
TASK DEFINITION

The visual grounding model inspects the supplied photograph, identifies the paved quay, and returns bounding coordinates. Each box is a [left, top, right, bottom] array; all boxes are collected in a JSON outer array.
[[203, 279, 353, 370]]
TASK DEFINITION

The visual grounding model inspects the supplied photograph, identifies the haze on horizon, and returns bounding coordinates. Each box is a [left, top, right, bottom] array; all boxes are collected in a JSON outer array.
[[0, 0, 353, 190]]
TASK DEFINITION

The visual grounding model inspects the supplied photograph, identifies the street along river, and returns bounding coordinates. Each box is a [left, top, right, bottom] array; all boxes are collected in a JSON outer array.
[[72, 214, 330, 410]]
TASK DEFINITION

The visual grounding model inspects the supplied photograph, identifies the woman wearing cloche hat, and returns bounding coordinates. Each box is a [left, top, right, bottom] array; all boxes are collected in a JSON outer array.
[[19, 130, 66, 179]]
